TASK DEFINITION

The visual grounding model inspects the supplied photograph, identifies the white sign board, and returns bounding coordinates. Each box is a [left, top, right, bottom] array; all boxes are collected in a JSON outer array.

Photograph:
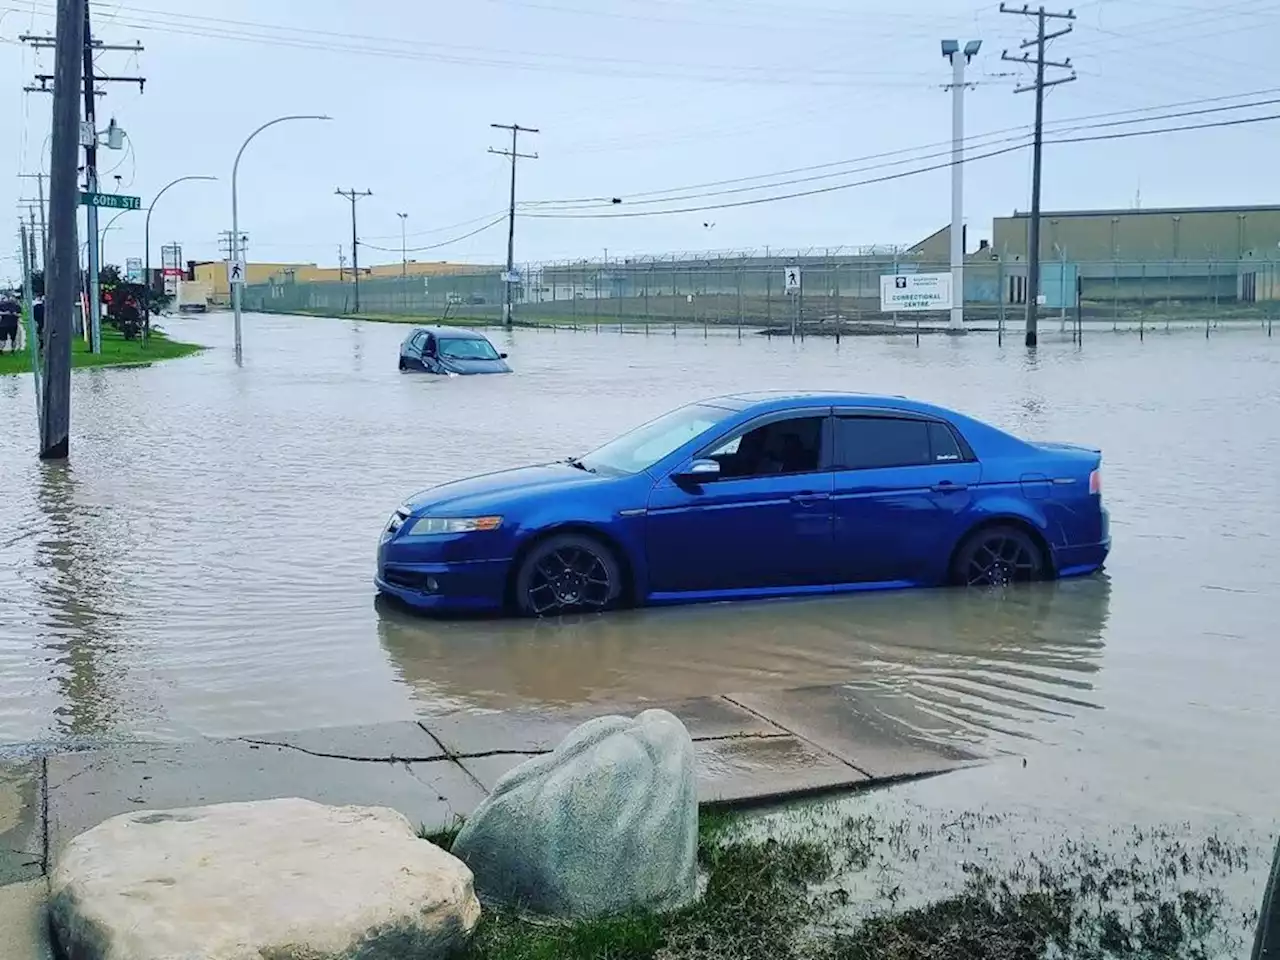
[[783, 266, 801, 293], [501, 270, 521, 284], [125, 257, 143, 283], [227, 259, 247, 285], [879, 272, 953, 312]]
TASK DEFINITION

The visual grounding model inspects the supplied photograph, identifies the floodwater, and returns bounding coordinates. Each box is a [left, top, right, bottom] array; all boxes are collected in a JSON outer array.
[[1, 315, 1278, 853]]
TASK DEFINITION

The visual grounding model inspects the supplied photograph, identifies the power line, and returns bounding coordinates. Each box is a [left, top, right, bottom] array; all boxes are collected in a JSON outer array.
[[359, 215, 509, 254], [520, 94, 1280, 213], [5, 1, 952, 87], [518, 111, 1280, 220]]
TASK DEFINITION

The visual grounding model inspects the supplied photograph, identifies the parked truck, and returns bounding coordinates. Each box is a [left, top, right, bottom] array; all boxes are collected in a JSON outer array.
[[176, 280, 212, 313]]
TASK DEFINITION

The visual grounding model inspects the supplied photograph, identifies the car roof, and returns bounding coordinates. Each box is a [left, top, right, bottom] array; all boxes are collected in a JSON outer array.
[[405, 326, 492, 340], [699, 391, 954, 417]]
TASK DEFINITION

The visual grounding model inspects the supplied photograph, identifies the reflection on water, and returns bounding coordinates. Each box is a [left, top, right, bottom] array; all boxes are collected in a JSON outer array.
[[377, 576, 1110, 754], [0, 313, 1276, 820]]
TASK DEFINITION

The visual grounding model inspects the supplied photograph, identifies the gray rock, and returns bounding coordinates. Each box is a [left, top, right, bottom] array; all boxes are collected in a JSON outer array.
[[49, 798, 480, 960], [451, 708, 698, 920]]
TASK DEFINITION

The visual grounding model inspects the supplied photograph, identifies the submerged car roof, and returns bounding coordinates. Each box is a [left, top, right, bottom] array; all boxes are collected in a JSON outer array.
[[404, 326, 493, 341]]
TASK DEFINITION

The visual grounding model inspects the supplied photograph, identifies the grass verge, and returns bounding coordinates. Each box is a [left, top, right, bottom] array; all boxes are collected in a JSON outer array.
[[0, 325, 204, 376], [422, 810, 1259, 960]]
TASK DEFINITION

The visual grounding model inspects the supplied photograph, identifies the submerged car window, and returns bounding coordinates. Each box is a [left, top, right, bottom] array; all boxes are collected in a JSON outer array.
[[835, 417, 932, 470], [707, 416, 825, 478], [438, 337, 500, 360], [580, 404, 724, 474]]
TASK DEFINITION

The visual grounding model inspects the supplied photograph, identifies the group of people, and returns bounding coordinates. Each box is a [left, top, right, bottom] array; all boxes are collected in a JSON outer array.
[[0, 291, 44, 353]]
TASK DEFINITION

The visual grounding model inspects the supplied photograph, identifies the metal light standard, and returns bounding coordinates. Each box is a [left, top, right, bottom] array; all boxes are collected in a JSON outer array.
[[941, 39, 981, 333], [397, 212, 409, 311], [231, 114, 331, 364], [145, 175, 216, 341], [99, 207, 132, 267]]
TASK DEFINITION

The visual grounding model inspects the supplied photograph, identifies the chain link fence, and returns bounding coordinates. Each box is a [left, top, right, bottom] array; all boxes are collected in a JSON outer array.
[[239, 248, 1280, 332]]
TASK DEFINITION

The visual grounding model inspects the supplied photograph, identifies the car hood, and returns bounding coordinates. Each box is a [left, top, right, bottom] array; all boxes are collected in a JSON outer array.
[[404, 463, 611, 515], [439, 356, 511, 375]]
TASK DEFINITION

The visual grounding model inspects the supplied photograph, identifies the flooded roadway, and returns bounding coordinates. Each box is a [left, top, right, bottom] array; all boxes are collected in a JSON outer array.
[[0, 314, 1277, 842]]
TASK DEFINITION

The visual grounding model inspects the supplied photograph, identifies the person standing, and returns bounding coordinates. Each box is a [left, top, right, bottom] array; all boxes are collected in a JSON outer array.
[[0, 290, 20, 352]]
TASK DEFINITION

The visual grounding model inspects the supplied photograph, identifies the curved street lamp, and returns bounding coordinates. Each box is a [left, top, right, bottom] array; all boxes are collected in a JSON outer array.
[[99, 208, 134, 267], [145, 175, 217, 341], [231, 114, 332, 365]]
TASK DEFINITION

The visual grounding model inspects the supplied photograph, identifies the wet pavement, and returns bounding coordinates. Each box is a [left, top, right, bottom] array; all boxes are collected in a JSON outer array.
[[1, 313, 1278, 916]]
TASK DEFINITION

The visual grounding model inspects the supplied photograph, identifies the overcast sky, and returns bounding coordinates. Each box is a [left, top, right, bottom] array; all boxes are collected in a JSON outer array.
[[2, 0, 1277, 273]]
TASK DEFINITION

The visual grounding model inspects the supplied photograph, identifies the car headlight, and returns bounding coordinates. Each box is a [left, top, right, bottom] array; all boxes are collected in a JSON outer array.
[[404, 516, 503, 537]]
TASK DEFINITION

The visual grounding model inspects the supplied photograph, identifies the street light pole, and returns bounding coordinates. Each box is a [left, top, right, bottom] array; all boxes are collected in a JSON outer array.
[[99, 207, 132, 267], [231, 114, 331, 364], [942, 39, 981, 333], [397, 212, 408, 280], [397, 212, 409, 311], [145, 174, 216, 341]]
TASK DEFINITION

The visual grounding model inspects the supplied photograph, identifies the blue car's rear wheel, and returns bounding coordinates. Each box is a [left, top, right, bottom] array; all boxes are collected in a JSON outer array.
[[952, 525, 1046, 587], [515, 534, 622, 617]]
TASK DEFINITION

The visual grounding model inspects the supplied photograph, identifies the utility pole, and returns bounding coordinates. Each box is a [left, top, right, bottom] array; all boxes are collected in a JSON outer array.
[[18, 174, 48, 268], [38, 0, 84, 460], [22, 23, 143, 356], [941, 39, 981, 333], [489, 123, 538, 326], [1001, 3, 1076, 348], [335, 188, 372, 313]]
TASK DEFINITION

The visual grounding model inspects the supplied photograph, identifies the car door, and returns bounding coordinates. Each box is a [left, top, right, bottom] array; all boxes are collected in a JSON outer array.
[[830, 410, 982, 585], [645, 411, 835, 596], [404, 332, 428, 370]]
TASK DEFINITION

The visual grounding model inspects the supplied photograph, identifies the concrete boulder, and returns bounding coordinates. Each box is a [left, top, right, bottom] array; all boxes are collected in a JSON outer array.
[[451, 708, 698, 920], [49, 797, 480, 960]]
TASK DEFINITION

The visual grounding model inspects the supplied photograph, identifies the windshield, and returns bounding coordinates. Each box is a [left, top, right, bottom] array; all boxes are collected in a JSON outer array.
[[439, 337, 500, 361], [579, 403, 727, 475]]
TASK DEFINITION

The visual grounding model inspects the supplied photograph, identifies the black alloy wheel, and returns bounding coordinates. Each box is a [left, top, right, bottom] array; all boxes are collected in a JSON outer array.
[[515, 534, 623, 617], [953, 525, 1046, 587]]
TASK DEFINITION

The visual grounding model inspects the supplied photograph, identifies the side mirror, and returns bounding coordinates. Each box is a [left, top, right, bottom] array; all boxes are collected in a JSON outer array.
[[499, 352, 508, 359], [674, 458, 720, 484]]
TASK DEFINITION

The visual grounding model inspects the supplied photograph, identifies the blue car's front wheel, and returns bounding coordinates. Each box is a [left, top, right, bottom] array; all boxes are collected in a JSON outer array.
[[514, 534, 622, 617]]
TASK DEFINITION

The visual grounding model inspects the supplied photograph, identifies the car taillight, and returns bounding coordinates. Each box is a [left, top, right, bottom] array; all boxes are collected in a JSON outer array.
[[1089, 468, 1102, 496]]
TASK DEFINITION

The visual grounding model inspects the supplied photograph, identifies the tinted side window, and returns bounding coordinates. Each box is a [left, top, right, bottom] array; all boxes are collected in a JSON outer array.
[[707, 416, 825, 478], [928, 422, 965, 463], [835, 417, 931, 470]]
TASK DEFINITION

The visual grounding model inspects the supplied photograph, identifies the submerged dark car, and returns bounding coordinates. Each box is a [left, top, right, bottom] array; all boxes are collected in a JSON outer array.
[[398, 326, 511, 375]]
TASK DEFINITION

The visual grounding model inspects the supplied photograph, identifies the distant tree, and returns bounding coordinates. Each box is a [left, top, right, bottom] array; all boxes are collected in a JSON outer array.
[[99, 264, 122, 287]]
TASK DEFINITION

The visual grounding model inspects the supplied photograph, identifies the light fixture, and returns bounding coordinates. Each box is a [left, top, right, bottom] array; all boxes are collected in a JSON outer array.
[[941, 39, 959, 56], [964, 39, 983, 57]]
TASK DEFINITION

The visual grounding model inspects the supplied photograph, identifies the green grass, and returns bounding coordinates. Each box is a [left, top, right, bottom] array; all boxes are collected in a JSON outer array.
[[0, 324, 204, 376], [418, 810, 1259, 960]]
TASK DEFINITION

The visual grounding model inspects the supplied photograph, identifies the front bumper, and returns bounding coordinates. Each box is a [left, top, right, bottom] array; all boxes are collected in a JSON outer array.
[[375, 557, 510, 613]]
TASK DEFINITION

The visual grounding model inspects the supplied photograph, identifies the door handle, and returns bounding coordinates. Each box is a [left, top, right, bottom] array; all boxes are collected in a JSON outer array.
[[931, 481, 969, 493], [791, 492, 831, 505]]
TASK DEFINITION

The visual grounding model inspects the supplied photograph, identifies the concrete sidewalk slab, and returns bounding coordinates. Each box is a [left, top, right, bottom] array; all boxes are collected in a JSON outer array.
[[0, 762, 43, 885], [458, 735, 868, 805], [0, 879, 53, 960], [727, 685, 980, 780], [424, 695, 785, 757], [240, 721, 447, 761], [46, 741, 484, 861]]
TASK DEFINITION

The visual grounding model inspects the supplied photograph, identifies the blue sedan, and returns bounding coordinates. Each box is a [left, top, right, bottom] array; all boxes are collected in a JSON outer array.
[[376, 392, 1110, 617], [398, 326, 511, 375]]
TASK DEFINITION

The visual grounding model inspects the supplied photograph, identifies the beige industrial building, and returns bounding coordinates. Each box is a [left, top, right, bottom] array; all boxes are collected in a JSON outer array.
[[191, 259, 499, 304]]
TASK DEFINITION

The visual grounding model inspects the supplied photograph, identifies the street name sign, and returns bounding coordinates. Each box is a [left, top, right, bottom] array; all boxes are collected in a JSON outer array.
[[79, 192, 141, 211]]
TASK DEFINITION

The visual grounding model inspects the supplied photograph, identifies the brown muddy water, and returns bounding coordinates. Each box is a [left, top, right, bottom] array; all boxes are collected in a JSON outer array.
[[1, 313, 1277, 938]]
